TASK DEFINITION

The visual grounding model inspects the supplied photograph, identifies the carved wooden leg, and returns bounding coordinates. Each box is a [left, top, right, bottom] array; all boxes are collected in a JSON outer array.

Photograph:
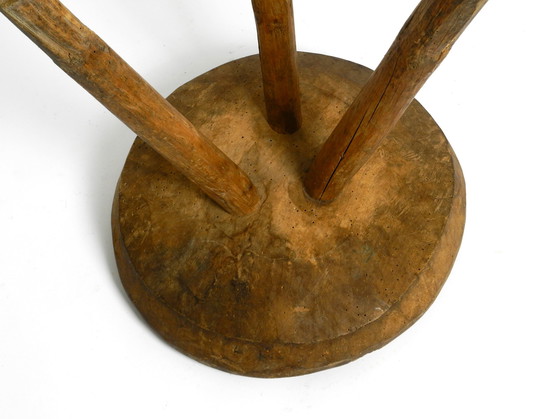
[[252, 0, 302, 134], [0, 0, 260, 215], [304, 0, 487, 202]]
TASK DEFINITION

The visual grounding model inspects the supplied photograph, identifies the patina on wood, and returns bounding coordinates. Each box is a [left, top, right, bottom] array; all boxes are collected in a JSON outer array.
[[1, 0, 486, 376], [252, 0, 302, 134], [304, 0, 487, 201], [113, 53, 466, 377], [0, 0, 260, 215]]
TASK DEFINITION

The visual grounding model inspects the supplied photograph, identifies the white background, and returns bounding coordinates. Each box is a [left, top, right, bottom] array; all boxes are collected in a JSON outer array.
[[1, 0, 559, 417]]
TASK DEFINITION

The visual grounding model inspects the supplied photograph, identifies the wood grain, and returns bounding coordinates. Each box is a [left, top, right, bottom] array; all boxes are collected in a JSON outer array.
[[0, 0, 260, 215], [304, 0, 487, 201], [252, 0, 302, 134], [113, 53, 466, 377]]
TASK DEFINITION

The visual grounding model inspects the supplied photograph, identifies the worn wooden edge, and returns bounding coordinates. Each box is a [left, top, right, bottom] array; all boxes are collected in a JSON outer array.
[[111, 53, 466, 377], [112, 155, 464, 377]]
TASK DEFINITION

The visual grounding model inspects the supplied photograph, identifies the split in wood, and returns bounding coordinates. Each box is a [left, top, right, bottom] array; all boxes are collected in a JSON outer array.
[[1, 0, 487, 212], [304, 0, 487, 202]]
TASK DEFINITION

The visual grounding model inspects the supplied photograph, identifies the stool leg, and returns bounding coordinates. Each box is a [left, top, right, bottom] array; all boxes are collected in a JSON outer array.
[[252, 0, 302, 134], [304, 0, 487, 202], [0, 0, 260, 215]]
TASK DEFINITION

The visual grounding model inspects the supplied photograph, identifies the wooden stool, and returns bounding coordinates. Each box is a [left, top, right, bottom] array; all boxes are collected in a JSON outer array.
[[1, 0, 486, 377]]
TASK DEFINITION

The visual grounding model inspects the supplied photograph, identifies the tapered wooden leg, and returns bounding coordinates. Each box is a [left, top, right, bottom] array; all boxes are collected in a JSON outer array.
[[252, 0, 302, 134], [0, 0, 260, 215], [304, 0, 487, 202]]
